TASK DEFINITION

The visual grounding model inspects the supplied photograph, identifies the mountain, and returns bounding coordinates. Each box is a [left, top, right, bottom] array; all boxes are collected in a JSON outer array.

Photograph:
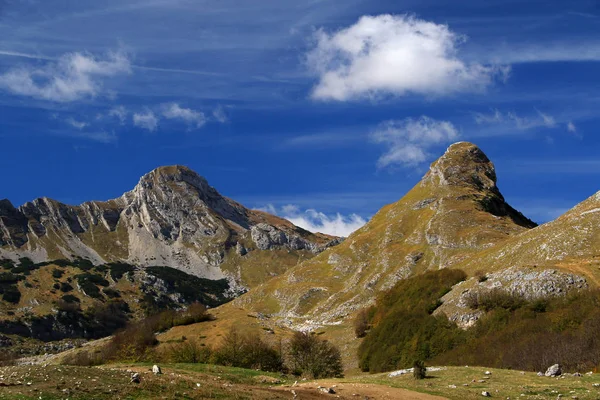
[[0, 166, 339, 290], [436, 189, 600, 327], [233, 142, 537, 328]]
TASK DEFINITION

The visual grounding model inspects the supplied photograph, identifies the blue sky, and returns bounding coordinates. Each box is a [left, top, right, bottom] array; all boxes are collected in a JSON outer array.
[[0, 0, 599, 236]]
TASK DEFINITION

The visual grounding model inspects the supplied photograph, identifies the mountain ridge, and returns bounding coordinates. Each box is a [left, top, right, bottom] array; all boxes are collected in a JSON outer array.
[[0, 165, 340, 289], [233, 142, 538, 329]]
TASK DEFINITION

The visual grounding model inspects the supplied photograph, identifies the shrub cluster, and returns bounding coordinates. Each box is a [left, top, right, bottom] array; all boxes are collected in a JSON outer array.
[[358, 269, 467, 373], [288, 331, 343, 378]]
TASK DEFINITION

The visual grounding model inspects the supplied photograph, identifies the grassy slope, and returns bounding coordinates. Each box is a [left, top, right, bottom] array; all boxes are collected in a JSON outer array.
[[2, 363, 600, 399]]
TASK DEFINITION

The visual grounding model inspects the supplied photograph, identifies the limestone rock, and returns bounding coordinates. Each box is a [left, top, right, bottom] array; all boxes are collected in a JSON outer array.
[[545, 364, 562, 377]]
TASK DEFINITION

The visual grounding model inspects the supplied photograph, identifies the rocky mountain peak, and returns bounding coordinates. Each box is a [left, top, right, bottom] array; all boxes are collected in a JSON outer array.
[[425, 142, 497, 190]]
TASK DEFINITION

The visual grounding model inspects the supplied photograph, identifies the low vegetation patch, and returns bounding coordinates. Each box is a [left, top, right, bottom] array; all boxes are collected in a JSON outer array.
[[358, 268, 600, 373], [358, 269, 467, 373]]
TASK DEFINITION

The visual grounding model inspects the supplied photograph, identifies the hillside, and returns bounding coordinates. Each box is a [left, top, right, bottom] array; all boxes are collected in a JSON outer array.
[[233, 142, 536, 328], [0, 166, 339, 291], [436, 189, 600, 327]]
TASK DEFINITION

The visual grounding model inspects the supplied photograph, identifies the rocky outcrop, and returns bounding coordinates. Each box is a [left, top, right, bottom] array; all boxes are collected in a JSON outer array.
[[0, 166, 338, 288], [436, 267, 588, 328]]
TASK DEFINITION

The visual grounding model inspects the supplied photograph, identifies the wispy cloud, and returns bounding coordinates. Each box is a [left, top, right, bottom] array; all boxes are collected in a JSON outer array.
[[212, 106, 228, 123], [108, 106, 128, 124], [133, 110, 159, 131], [162, 103, 206, 129], [0, 50, 131, 102], [257, 204, 367, 237], [471, 108, 585, 136], [307, 14, 508, 101], [371, 116, 459, 168], [477, 42, 600, 64], [66, 118, 88, 130]]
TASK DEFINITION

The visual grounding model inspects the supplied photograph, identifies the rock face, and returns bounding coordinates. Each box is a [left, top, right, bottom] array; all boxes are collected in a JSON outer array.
[[236, 142, 537, 327], [0, 166, 338, 288]]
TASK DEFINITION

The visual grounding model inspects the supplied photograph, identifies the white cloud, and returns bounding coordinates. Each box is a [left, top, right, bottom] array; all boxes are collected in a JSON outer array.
[[256, 204, 366, 237], [66, 118, 88, 130], [108, 106, 128, 124], [474, 108, 557, 130], [0, 50, 131, 102], [133, 110, 158, 131], [567, 121, 577, 133], [212, 105, 228, 123], [307, 14, 508, 101], [371, 116, 459, 168], [162, 103, 206, 128]]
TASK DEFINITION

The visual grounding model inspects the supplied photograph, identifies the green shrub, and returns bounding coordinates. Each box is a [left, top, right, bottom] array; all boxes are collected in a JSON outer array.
[[211, 328, 283, 372], [107, 262, 135, 280], [60, 282, 74, 292], [413, 360, 426, 379], [465, 288, 525, 312], [167, 340, 212, 363], [75, 273, 109, 299], [52, 269, 65, 279], [354, 308, 370, 338], [61, 294, 80, 303], [145, 266, 231, 308], [288, 331, 343, 378], [358, 269, 467, 373], [2, 286, 21, 304], [102, 288, 121, 299], [0, 259, 15, 270]]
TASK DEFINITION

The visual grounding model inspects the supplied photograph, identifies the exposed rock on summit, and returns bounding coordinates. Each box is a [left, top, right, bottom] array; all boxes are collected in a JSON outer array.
[[236, 142, 537, 326], [0, 166, 338, 289]]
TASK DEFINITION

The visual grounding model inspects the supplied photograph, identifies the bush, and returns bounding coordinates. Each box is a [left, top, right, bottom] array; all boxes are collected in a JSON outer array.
[[59, 282, 74, 292], [2, 286, 21, 304], [354, 308, 370, 338], [413, 360, 426, 379], [61, 294, 80, 303], [107, 262, 136, 280], [145, 266, 231, 308], [52, 269, 65, 279], [211, 328, 283, 372], [465, 288, 525, 312], [103, 320, 157, 362], [0, 259, 15, 270], [167, 340, 212, 363], [288, 331, 343, 378], [75, 273, 109, 299], [102, 288, 121, 299]]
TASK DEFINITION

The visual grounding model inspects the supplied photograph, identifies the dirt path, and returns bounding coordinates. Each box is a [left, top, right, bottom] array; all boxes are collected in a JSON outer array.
[[271, 380, 448, 400]]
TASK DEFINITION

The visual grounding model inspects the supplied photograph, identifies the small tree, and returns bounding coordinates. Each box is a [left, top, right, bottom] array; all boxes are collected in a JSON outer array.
[[288, 332, 344, 378], [354, 309, 370, 338], [413, 360, 426, 379]]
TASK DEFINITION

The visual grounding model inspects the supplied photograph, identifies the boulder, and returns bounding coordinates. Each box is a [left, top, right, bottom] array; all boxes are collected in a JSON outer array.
[[482, 391, 491, 397], [545, 364, 562, 377], [131, 373, 140, 383], [152, 365, 162, 375]]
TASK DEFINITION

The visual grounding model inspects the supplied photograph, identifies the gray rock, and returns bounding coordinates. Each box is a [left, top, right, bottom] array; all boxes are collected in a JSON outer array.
[[131, 372, 141, 383], [545, 364, 562, 377], [482, 391, 491, 397], [152, 365, 162, 375]]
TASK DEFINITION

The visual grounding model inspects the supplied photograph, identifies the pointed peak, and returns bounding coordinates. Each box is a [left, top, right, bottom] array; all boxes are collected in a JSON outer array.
[[424, 142, 496, 190], [139, 165, 209, 188]]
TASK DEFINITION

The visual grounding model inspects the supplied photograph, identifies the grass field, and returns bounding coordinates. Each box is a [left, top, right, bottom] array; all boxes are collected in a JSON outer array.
[[1, 363, 600, 399]]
